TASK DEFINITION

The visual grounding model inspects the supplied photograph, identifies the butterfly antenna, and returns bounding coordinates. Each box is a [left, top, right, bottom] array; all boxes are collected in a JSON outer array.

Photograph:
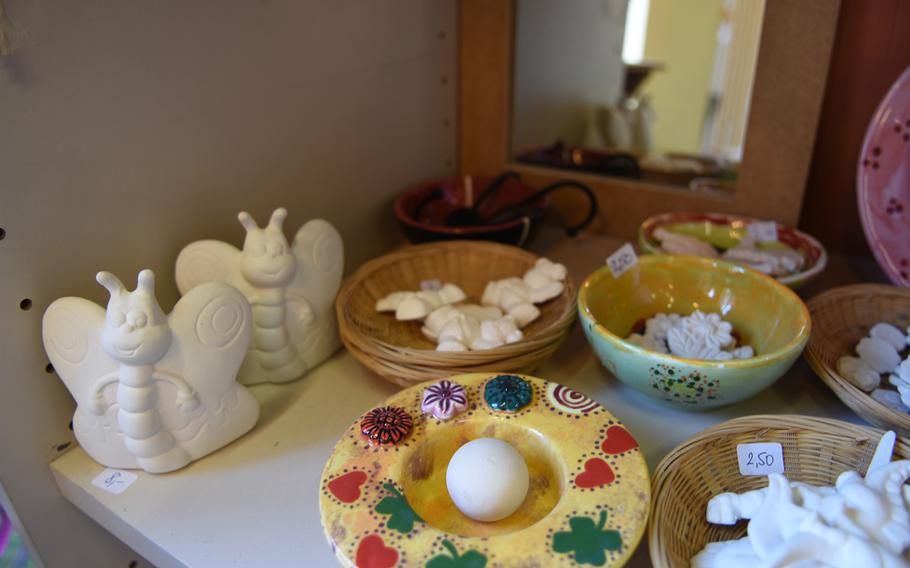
[[237, 211, 259, 233], [268, 207, 287, 232], [96, 271, 125, 298], [136, 269, 156, 294]]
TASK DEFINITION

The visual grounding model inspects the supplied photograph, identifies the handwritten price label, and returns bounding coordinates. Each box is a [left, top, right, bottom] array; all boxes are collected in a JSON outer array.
[[91, 468, 138, 495], [737, 443, 784, 476], [606, 243, 638, 278], [747, 221, 778, 243]]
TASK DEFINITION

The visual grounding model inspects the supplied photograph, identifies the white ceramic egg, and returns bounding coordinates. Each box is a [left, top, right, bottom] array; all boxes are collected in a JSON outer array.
[[445, 438, 529, 522]]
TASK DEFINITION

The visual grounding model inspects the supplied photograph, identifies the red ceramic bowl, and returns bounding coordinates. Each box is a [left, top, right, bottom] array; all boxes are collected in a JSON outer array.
[[394, 176, 550, 247]]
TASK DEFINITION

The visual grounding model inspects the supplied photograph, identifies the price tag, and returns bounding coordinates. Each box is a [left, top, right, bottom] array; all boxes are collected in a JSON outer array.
[[737, 442, 784, 476], [420, 279, 442, 291], [747, 221, 778, 243], [606, 243, 638, 279], [91, 468, 138, 495]]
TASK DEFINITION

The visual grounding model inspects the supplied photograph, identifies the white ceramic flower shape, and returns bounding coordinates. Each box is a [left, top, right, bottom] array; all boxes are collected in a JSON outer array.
[[666, 311, 733, 360]]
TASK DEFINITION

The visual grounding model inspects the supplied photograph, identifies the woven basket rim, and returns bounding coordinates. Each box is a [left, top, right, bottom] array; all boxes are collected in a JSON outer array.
[[648, 414, 908, 568], [337, 240, 576, 354], [805, 283, 910, 433]]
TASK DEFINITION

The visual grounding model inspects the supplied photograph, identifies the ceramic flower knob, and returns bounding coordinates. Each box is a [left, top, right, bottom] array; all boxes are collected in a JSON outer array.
[[361, 406, 413, 446], [484, 375, 533, 412], [421, 380, 468, 420]]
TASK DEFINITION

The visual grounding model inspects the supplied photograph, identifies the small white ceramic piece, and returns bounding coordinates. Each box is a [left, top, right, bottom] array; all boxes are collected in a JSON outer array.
[[720, 233, 806, 278], [420, 379, 468, 420], [837, 356, 881, 392], [482, 258, 567, 327], [871, 323, 908, 351], [694, 433, 910, 567], [43, 270, 259, 474], [629, 310, 753, 361], [445, 437, 529, 522], [175, 207, 344, 384], [654, 227, 719, 258], [857, 337, 902, 374], [376, 284, 467, 321]]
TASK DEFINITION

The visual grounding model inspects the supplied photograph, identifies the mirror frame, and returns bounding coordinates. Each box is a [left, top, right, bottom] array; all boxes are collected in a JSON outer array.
[[459, 0, 841, 238]]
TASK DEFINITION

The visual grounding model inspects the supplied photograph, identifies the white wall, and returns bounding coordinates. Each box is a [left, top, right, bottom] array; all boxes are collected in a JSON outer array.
[[512, 0, 629, 150], [0, 1, 455, 565]]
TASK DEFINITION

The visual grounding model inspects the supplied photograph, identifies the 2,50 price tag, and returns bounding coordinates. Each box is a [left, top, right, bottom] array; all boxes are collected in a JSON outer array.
[[737, 442, 784, 476], [606, 243, 638, 278]]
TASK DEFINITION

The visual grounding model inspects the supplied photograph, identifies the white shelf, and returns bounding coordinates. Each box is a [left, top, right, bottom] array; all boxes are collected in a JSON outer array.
[[50, 233, 872, 567]]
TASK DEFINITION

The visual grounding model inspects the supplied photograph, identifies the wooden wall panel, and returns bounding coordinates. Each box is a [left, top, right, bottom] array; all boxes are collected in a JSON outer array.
[[800, 0, 910, 256]]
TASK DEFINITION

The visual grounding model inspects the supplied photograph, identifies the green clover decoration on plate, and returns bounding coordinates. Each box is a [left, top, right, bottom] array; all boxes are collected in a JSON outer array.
[[552, 510, 622, 566], [374, 483, 422, 534]]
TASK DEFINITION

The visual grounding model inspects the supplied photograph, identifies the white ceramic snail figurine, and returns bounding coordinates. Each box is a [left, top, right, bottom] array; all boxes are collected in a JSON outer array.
[[175, 207, 344, 384], [42, 270, 259, 473]]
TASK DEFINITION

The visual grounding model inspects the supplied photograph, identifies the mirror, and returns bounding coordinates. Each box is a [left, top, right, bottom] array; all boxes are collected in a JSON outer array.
[[511, 0, 766, 193]]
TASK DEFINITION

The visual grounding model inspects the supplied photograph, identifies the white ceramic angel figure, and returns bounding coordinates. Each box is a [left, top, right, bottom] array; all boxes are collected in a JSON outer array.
[[175, 207, 344, 384], [42, 270, 259, 474]]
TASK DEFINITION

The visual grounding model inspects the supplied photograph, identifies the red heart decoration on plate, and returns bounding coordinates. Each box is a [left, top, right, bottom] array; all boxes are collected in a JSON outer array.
[[327, 470, 368, 503], [356, 534, 398, 568], [575, 458, 616, 489], [601, 425, 639, 455], [575, 457, 616, 488]]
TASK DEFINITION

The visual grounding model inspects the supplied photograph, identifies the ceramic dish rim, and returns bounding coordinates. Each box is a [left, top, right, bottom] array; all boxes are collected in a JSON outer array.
[[856, 64, 910, 287], [637, 211, 828, 287], [393, 178, 551, 236], [577, 255, 811, 369]]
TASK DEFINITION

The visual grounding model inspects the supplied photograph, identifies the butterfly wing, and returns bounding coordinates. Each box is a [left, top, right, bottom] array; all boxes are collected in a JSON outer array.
[[287, 219, 344, 368], [42, 297, 115, 407], [175, 240, 251, 296], [42, 298, 135, 468], [156, 281, 258, 458]]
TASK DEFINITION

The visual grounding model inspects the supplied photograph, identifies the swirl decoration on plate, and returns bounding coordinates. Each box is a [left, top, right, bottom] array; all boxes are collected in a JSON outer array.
[[361, 406, 413, 446], [421, 380, 468, 420], [546, 383, 599, 415]]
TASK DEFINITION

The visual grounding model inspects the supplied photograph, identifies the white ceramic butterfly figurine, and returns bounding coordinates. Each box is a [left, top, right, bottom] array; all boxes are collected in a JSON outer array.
[[175, 207, 344, 384], [42, 270, 259, 474]]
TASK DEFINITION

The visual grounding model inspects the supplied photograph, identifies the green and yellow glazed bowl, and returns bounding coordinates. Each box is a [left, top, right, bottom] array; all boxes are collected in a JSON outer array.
[[319, 373, 650, 567], [578, 256, 810, 410], [638, 211, 827, 288]]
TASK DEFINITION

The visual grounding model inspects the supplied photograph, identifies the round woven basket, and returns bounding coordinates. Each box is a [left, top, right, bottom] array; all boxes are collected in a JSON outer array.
[[336, 240, 576, 386], [649, 414, 910, 568], [805, 284, 910, 437]]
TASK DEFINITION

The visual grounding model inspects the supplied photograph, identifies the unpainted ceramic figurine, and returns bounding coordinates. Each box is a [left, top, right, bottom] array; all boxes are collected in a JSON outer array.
[[694, 434, 910, 568], [42, 270, 259, 473], [627, 311, 753, 361], [175, 207, 344, 384]]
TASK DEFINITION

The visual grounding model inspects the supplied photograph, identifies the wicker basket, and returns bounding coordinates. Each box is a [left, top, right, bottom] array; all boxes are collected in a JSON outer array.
[[336, 240, 576, 386], [805, 284, 910, 437], [649, 414, 910, 568]]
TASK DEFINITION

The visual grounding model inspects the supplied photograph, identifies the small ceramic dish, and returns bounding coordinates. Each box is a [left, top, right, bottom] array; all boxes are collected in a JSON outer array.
[[394, 175, 551, 247], [577, 255, 811, 410], [649, 414, 910, 568], [638, 212, 827, 288], [805, 284, 910, 437], [319, 373, 650, 567]]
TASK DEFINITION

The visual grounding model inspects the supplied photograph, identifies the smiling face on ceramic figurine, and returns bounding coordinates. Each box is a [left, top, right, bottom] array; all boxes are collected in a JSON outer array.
[[238, 208, 297, 287], [98, 270, 172, 366]]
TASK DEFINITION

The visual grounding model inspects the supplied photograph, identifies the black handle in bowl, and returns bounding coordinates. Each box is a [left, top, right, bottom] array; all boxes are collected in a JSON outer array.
[[488, 180, 598, 237]]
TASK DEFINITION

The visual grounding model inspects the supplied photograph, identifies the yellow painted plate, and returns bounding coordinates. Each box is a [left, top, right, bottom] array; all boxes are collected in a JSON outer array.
[[318, 373, 650, 567]]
